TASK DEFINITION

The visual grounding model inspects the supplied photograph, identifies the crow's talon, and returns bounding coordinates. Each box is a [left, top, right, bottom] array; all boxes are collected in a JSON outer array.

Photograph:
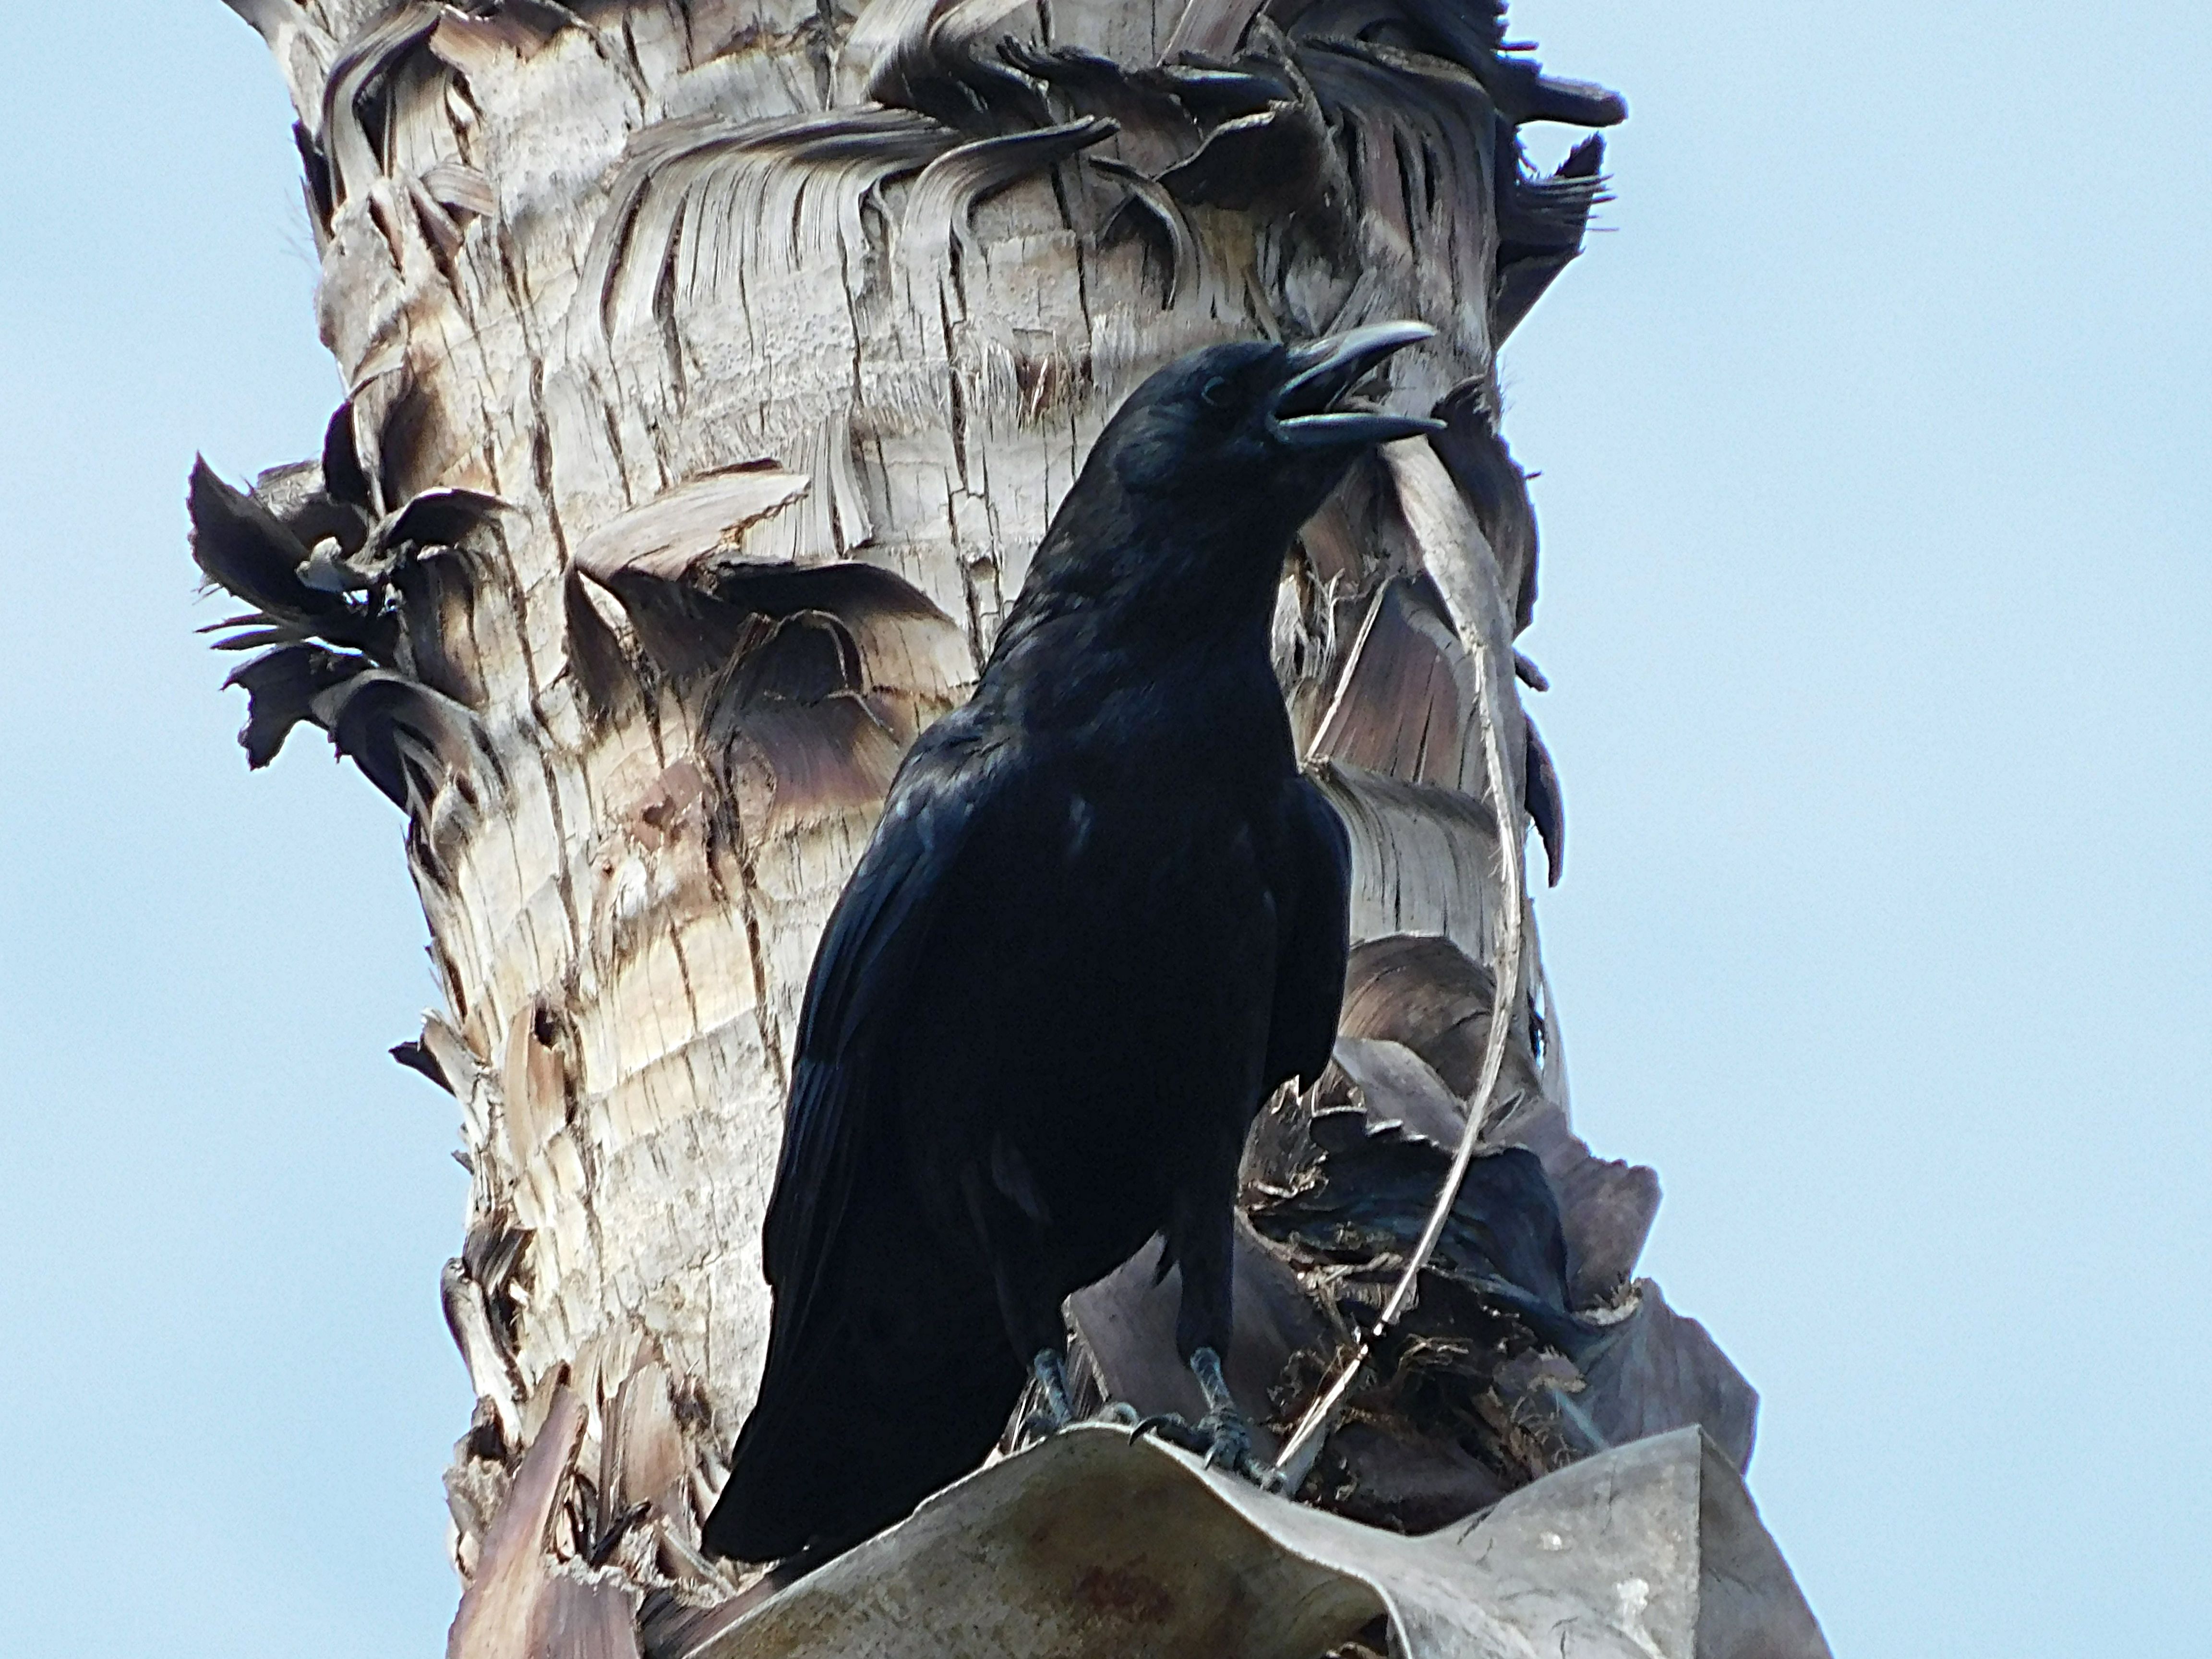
[[1198, 1410, 1249, 1470], [1130, 1409, 1277, 1487], [1093, 1400, 1142, 1427], [1198, 1411, 1279, 1486], [1014, 1409, 1058, 1446], [1130, 1412, 1210, 1454]]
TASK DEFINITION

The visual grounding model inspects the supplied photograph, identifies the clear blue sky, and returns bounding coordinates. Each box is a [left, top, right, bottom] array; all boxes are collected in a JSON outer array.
[[1, 2, 2205, 1654]]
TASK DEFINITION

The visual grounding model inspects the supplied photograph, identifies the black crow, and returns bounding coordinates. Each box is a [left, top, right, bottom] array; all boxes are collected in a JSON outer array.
[[703, 323, 1443, 1564]]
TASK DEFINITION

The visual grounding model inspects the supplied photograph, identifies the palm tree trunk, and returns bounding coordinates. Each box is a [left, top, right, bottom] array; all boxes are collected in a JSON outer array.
[[189, 2, 1759, 1654]]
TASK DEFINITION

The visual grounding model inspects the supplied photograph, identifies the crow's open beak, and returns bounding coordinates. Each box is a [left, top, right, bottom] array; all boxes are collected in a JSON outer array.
[[1270, 321, 1446, 449]]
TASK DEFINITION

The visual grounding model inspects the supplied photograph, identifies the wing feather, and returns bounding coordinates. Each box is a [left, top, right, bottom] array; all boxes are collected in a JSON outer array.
[[758, 721, 999, 1349], [1264, 773, 1353, 1092]]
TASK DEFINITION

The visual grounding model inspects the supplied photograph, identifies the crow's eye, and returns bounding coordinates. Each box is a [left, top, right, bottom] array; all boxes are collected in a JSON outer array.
[[1200, 376, 1234, 410]]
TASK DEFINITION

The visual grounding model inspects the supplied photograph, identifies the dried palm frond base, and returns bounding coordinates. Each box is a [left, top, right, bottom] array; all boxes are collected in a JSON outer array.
[[682, 1423, 1826, 1658]]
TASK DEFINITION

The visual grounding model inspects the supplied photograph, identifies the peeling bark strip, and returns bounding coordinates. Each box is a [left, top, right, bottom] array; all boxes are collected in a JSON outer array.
[[195, 0, 1774, 1650]]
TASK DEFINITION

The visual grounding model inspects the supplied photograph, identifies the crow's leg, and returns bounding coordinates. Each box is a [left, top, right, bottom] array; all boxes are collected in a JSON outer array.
[[962, 1164, 1082, 1443], [1131, 1169, 1283, 1489], [1027, 1347, 1075, 1431], [995, 1264, 1079, 1442]]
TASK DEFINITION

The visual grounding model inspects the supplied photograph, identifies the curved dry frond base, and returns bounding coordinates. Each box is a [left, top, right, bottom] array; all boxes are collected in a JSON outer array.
[[682, 1423, 1827, 1659]]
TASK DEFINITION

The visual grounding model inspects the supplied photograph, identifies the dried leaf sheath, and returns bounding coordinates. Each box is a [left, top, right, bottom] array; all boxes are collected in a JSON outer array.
[[192, 2, 1777, 1651]]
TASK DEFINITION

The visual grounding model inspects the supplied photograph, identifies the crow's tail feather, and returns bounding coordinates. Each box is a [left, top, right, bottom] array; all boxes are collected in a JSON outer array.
[[702, 1270, 1022, 1564]]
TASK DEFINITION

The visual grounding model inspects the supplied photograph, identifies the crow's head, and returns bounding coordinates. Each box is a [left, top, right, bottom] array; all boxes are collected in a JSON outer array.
[[1098, 321, 1445, 532], [1004, 323, 1448, 654]]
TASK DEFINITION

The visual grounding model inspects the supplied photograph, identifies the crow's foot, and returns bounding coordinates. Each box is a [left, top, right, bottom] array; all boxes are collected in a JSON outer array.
[[1018, 1354, 1149, 1442], [1016, 1347, 1077, 1443], [1128, 1347, 1284, 1491], [1129, 1407, 1283, 1489]]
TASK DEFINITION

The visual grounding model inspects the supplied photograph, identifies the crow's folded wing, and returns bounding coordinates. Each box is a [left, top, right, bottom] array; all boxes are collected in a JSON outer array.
[[758, 721, 1000, 1353], [1264, 771, 1353, 1094]]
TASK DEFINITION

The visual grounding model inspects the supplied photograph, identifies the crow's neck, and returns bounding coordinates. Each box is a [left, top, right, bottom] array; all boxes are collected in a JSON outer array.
[[973, 537, 1286, 750], [988, 529, 1282, 682], [1000, 469, 1290, 639]]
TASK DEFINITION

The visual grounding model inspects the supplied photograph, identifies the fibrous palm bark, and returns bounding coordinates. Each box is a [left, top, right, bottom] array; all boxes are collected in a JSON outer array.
[[195, 2, 1755, 1654]]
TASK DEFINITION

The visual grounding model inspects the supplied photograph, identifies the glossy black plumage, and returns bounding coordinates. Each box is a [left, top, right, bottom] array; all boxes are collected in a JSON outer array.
[[703, 326, 1440, 1563]]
